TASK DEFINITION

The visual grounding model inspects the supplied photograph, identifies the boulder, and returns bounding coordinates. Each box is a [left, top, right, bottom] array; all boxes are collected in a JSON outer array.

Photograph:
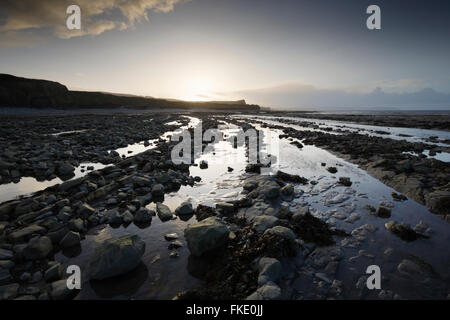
[[59, 231, 81, 248], [276, 171, 308, 184], [58, 162, 75, 176], [69, 218, 85, 233], [0, 160, 14, 170], [89, 235, 145, 280], [338, 177, 352, 187], [122, 210, 134, 224], [136, 193, 152, 206], [377, 205, 391, 218], [243, 180, 258, 192], [280, 184, 294, 201], [397, 259, 427, 280], [175, 202, 194, 216], [156, 203, 173, 221], [0, 269, 13, 285], [0, 283, 19, 300], [0, 201, 19, 217], [195, 204, 217, 221], [253, 215, 279, 233], [385, 221, 423, 242], [156, 173, 170, 184], [108, 210, 123, 225], [247, 282, 281, 300], [30, 271, 42, 283], [151, 184, 164, 197], [0, 260, 14, 270], [23, 236, 53, 260], [291, 207, 309, 223], [0, 248, 13, 260], [276, 205, 291, 219], [8, 225, 46, 243], [0, 223, 6, 235], [392, 192, 407, 201], [50, 279, 78, 300], [134, 208, 153, 224], [263, 226, 296, 243], [199, 160, 208, 169], [132, 176, 152, 187], [215, 202, 235, 215], [13, 199, 39, 217], [258, 257, 282, 283], [245, 163, 264, 174], [19, 272, 31, 282], [184, 217, 229, 256], [264, 185, 280, 200], [44, 263, 62, 282], [59, 177, 84, 192], [425, 190, 450, 215], [327, 167, 338, 174], [397, 259, 428, 282], [77, 203, 96, 218], [47, 227, 70, 244], [258, 282, 282, 299]]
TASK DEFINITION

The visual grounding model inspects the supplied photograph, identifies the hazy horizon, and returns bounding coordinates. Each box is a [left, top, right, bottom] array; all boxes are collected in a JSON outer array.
[[1, 0, 449, 110]]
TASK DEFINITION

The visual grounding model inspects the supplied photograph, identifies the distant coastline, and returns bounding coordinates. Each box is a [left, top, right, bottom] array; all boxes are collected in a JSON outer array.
[[0, 74, 260, 111]]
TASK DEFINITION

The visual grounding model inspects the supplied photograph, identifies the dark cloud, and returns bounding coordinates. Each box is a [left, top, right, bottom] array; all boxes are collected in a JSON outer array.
[[0, 0, 187, 44]]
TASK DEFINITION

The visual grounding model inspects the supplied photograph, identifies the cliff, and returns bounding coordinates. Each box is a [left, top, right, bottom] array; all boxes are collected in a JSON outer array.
[[0, 74, 260, 111]]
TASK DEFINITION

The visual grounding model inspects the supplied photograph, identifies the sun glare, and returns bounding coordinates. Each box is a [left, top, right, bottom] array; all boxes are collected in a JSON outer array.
[[183, 78, 214, 101], [193, 79, 211, 93]]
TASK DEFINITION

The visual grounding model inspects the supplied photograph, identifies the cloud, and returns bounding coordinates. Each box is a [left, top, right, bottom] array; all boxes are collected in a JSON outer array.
[[0, 30, 43, 47], [222, 81, 450, 110], [0, 0, 186, 45]]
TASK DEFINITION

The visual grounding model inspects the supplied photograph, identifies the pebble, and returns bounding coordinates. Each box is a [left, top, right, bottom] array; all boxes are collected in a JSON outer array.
[[164, 233, 178, 241]]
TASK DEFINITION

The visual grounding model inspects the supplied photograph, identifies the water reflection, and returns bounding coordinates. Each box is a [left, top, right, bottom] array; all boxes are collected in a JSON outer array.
[[0, 117, 199, 204], [90, 263, 149, 299], [244, 115, 450, 147], [0, 162, 109, 204], [404, 150, 450, 163]]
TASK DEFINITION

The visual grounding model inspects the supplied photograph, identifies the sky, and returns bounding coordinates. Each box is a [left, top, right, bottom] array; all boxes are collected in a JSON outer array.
[[0, 0, 449, 109]]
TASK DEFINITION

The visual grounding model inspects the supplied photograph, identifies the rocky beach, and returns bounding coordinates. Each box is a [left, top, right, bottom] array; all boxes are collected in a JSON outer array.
[[1, 0, 449, 313], [0, 110, 449, 300]]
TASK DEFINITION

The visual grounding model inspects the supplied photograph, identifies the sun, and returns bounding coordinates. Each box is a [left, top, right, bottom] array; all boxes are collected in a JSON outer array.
[[193, 79, 212, 94], [182, 78, 214, 101]]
